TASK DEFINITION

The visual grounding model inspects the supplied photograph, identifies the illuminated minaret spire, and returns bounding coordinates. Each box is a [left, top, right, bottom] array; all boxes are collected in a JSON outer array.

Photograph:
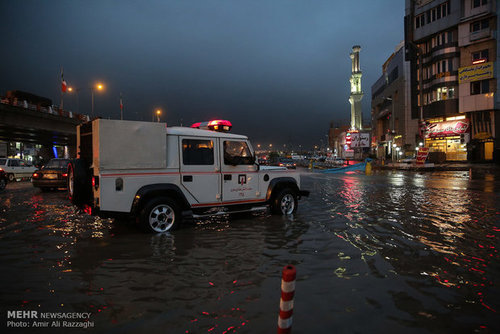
[[349, 45, 363, 131]]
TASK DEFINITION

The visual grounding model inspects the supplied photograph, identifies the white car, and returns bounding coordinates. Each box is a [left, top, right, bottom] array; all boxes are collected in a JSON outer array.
[[68, 119, 309, 233], [0, 158, 37, 182]]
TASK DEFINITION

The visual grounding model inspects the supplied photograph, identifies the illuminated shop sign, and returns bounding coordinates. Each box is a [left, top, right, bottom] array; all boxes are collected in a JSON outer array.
[[424, 120, 470, 138], [458, 62, 493, 83]]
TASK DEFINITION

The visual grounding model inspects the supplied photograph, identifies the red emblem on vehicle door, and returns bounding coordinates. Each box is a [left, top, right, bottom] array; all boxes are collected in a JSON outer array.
[[238, 174, 246, 185]]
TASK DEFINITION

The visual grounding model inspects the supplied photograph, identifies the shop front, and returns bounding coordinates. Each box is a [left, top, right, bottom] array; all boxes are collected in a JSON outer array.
[[424, 119, 470, 161]]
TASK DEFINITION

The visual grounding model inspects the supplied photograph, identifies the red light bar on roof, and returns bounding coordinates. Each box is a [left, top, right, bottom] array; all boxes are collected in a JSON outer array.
[[191, 119, 232, 132], [472, 58, 487, 65]]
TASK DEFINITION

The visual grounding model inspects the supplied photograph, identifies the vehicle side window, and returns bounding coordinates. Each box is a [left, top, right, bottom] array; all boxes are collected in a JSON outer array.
[[0, 159, 6, 165], [9, 160, 19, 167], [19, 160, 26, 167], [182, 139, 214, 165], [224, 141, 254, 165]]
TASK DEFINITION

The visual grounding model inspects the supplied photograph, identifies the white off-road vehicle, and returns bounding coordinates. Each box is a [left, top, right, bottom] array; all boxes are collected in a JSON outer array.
[[68, 119, 309, 233]]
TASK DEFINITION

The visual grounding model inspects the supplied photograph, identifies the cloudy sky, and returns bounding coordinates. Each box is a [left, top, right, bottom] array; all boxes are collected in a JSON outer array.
[[1, 0, 404, 149]]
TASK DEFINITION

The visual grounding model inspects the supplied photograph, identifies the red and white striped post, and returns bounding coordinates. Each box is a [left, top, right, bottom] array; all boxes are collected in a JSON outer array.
[[278, 265, 296, 334]]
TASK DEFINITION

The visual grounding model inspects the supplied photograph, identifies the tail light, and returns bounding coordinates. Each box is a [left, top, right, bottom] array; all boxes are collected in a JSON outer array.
[[32, 172, 40, 179], [62, 173, 68, 177], [92, 176, 99, 189]]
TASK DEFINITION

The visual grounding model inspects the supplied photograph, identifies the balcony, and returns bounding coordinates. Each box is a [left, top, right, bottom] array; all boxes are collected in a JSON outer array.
[[459, 93, 494, 113], [470, 29, 491, 41], [423, 99, 458, 119]]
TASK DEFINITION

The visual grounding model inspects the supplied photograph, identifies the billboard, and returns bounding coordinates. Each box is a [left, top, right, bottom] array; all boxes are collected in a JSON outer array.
[[424, 120, 470, 138], [458, 62, 493, 83], [360, 133, 370, 147], [350, 133, 360, 147]]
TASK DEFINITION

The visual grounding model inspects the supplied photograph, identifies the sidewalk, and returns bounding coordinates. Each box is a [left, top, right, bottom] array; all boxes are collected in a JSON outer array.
[[374, 162, 499, 172]]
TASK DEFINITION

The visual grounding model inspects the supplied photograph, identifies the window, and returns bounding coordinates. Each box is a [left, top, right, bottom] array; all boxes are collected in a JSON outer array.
[[224, 141, 254, 165], [471, 19, 489, 32], [448, 87, 455, 99], [437, 87, 455, 100], [471, 80, 490, 95], [437, 87, 448, 100], [472, 49, 489, 62], [473, 0, 488, 8], [182, 139, 214, 165], [45, 159, 70, 168], [442, 2, 448, 17], [8, 160, 19, 167]]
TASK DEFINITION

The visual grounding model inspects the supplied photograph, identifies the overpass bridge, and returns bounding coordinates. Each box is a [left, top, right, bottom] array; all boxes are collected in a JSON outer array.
[[0, 100, 89, 147]]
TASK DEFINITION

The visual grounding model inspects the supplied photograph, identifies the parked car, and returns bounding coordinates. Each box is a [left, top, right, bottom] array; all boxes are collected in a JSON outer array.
[[0, 158, 37, 182], [275, 158, 297, 169], [326, 157, 345, 166], [0, 167, 7, 191], [31, 158, 70, 191]]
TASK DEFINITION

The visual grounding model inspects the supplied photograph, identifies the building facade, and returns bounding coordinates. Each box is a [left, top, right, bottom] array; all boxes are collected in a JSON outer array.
[[405, 0, 499, 162], [458, 0, 498, 160], [371, 42, 418, 160]]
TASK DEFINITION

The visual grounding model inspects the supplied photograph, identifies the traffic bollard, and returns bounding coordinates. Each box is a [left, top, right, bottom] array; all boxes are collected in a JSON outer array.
[[278, 265, 296, 334]]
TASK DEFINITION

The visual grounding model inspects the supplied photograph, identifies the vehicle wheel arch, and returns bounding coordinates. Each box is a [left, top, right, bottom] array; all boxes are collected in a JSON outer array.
[[266, 177, 299, 202], [131, 183, 190, 215]]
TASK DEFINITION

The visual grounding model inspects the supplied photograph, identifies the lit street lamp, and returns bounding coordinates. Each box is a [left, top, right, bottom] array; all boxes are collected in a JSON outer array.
[[154, 109, 161, 122], [91, 83, 105, 117], [67, 86, 80, 113]]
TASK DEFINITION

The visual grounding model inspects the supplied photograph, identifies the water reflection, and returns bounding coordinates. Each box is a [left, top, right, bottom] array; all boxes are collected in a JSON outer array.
[[0, 172, 498, 333]]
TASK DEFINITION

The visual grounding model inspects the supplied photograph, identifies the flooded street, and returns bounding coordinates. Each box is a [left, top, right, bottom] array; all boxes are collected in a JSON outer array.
[[0, 169, 499, 333]]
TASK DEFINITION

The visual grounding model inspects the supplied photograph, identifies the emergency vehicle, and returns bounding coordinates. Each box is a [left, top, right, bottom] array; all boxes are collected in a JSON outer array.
[[68, 119, 309, 233]]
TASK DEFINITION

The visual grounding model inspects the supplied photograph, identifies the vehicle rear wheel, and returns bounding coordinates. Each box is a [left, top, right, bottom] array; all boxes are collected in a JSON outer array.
[[140, 197, 181, 233], [7, 173, 15, 182], [67, 159, 92, 205], [272, 188, 298, 215]]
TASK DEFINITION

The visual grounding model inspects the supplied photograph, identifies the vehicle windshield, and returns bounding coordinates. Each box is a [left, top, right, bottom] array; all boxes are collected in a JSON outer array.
[[0, 159, 5, 165], [44, 159, 70, 169]]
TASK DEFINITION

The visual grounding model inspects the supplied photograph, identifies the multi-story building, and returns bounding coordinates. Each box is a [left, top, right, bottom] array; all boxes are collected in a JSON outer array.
[[458, 0, 498, 161], [405, 0, 499, 162], [371, 42, 418, 160]]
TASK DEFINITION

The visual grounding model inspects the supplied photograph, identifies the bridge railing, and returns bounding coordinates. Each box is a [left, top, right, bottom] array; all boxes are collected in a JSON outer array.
[[1, 97, 90, 122]]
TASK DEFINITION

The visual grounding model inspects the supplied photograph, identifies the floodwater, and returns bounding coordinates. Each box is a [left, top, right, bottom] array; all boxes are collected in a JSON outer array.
[[0, 169, 499, 333]]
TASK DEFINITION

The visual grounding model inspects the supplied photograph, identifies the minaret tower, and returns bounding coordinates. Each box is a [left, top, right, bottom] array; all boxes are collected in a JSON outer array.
[[349, 45, 363, 131]]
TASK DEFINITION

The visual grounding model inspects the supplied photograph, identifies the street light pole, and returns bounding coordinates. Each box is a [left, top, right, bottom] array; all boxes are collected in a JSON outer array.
[[91, 83, 104, 118], [155, 109, 161, 122], [68, 87, 80, 113]]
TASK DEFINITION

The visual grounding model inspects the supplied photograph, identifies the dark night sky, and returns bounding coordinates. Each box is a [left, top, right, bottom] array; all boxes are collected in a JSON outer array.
[[0, 0, 404, 149]]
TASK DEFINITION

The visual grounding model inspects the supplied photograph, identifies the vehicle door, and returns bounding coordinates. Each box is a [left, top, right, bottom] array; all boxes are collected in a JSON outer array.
[[219, 139, 261, 203], [179, 137, 221, 206], [8, 159, 20, 177], [18, 160, 30, 178]]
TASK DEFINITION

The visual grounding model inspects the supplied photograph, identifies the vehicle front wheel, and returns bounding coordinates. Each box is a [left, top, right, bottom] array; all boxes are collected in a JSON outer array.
[[7, 174, 15, 182], [140, 197, 181, 233], [272, 188, 298, 215]]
